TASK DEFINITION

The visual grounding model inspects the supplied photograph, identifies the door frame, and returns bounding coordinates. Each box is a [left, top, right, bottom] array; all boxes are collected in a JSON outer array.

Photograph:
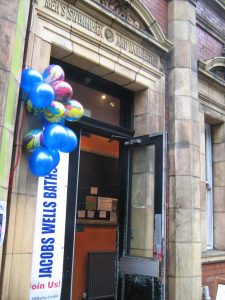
[[61, 126, 167, 300], [57, 59, 167, 300], [57, 59, 135, 299], [117, 132, 167, 300], [61, 120, 134, 300]]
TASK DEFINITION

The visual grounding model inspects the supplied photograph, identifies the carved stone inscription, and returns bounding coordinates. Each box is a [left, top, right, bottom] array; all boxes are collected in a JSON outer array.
[[43, 0, 159, 68], [116, 35, 158, 67], [45, 0, 102, 35]]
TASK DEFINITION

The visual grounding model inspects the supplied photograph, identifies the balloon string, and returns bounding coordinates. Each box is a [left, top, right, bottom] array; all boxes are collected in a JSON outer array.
[[9, 103, 26, 193]]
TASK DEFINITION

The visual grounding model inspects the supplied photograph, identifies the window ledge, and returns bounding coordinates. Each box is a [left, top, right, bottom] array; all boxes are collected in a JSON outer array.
[[202, 250, 225, 263]]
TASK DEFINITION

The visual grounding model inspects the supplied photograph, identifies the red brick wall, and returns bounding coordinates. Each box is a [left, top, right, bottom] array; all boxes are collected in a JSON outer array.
[[196, 0, 225, 36], [196, 26, 223, 60], [196, 0, 224, 60], [202, 262, 225, 299], [143, 0, 168, 36]]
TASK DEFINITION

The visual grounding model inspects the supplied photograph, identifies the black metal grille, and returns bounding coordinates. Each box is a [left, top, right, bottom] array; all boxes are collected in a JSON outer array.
[[86, 251, 116, 300]]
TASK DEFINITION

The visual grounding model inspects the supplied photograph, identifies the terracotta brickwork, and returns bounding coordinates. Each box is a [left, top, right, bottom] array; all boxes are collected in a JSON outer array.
[[196, 26, 223, 60], [196, 0, 225, 36], [196, 0, 224, 60], [202, 262, 225, 299], [143, 0, 168, 35]]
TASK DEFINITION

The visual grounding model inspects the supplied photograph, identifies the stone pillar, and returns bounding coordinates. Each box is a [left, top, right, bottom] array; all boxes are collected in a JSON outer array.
[[1, 4, 51, 299], [0, 0, 30, 282], [167, 1, 202, 299]]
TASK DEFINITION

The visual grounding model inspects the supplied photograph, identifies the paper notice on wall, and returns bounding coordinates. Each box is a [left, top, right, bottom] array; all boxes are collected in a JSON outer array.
[[154, 214, 162, 259], [0, 201, 6, 247], [29, 153, 69, 300], [216, 284, 225, 300], [90, 187, 98, 194]]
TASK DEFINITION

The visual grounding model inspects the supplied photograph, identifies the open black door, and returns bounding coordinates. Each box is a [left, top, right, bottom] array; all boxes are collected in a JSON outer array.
[[118, 132, 166, 300]]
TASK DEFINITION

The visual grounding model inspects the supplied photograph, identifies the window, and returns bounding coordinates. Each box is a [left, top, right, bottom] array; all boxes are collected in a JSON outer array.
[[205, 123, 214, 250]]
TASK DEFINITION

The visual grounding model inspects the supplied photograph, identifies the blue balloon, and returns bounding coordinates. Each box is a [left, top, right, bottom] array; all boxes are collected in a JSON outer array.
[[49, 149, 60, 167], [21, 68, 43, 93], [30, 82, 55, 108], [59, 127, 78, 153], [43, 124, 67, 149], [29, 147, 54, 177]]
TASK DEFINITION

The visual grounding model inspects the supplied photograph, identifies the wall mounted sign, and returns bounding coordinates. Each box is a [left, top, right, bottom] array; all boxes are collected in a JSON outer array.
[[29, 153, 69, 300]]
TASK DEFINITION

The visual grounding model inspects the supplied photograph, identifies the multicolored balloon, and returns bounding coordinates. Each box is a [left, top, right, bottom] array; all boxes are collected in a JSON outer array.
[[51, 81, 73, 103], [44, 101, 65, 123], [23, 129, 43, 152], [21, 68, 43, 93], [42, 116, 65, 128], [42, 64, 65, 84], [64, 99, 84, 121], [30, 82, 55, 108], [20, 65, 85, 176], [26, 99, 44, 117]]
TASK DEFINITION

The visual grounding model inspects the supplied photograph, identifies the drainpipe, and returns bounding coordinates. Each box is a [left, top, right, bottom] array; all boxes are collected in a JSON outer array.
[[202, 286, 211, 300]]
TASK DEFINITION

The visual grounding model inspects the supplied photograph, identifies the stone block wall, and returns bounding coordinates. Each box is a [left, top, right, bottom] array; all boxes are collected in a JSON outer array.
[[0, 2, 52, 296], [0, 1, 32, 299], [0, 0, 30, 272], [167, 1, 202, 299]]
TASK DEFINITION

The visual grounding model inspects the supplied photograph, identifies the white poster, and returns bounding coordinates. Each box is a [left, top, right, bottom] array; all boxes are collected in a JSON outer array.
[[216, 284, 225, 300], [30, 153, 69, 300], [0, 201, 6, 247]]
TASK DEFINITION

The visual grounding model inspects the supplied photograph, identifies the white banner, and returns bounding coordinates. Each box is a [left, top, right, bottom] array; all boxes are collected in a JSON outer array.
[[30, 153, 69, 300], [0, 201, 6, 247]]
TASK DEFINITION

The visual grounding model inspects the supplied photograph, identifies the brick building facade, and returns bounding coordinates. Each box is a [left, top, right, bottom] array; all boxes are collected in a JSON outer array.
[[0, 0, 224, 299]]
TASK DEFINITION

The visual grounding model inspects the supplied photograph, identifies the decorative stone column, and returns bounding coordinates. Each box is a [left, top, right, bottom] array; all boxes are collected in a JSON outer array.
[[167, 1, 202, 299]]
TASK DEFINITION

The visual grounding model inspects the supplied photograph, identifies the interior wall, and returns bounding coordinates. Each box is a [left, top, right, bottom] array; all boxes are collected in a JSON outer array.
[[81, 135, 119, 158]]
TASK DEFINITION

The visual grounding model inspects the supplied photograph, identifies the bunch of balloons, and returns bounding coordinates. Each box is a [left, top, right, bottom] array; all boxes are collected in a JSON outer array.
[[20, 64, 84, 177]]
